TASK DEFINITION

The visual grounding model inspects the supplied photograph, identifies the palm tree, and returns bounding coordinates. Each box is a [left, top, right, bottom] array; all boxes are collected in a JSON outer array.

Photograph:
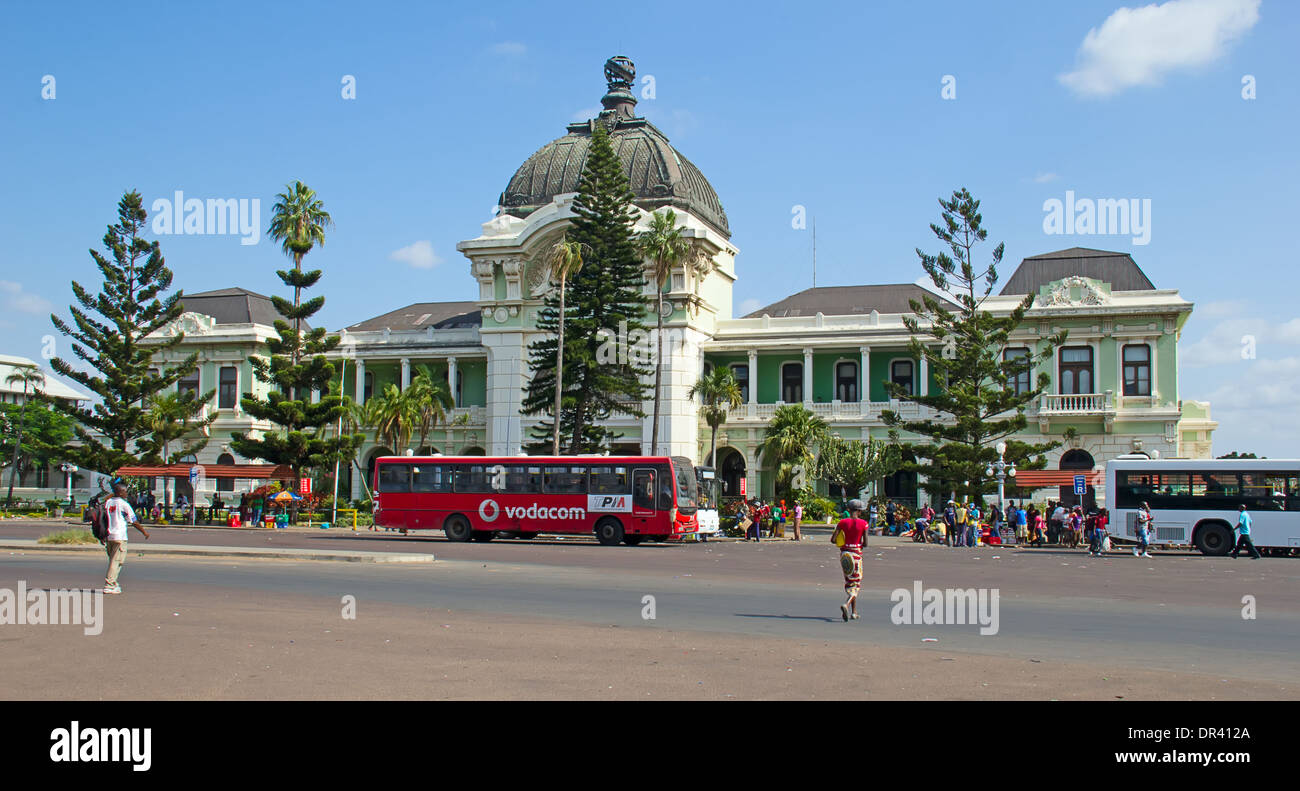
[[636, 209, 690, 455], [267, 181, 333, 368], [407, 370, 452, 453], [758, 404, 830, 499], [544, 236, 590, 455], [143, 391, 214, 517], [373, 384, 416, 454], [4, 364, 44, 507], [688, 368, 742, 467]]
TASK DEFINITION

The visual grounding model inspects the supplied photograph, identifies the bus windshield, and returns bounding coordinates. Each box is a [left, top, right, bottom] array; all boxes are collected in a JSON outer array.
[[695, 466, 719, 510], [672, 456, 698, 513]]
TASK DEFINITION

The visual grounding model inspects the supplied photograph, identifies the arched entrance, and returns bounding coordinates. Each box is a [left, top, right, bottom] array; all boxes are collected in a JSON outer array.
[[717, 448, 746, 498], [1058, 448, 1097, 510], [459, 446, 486, 456], [363, 448, 394, 492]]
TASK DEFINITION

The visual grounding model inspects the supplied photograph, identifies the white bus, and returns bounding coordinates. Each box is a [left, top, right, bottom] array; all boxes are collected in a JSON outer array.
[[1105, 457, 1300, 556], [692, 466, 720, 542]]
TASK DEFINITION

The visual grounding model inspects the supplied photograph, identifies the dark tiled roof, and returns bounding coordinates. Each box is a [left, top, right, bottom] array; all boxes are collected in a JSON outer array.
[[744, 284, 955, 318], [344, 301, 482, 332], [181, 288, 305, 328], [999, 248, 1155, 295]]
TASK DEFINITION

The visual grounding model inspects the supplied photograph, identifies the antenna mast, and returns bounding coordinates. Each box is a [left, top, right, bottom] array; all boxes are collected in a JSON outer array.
[[812, 217, 817, 288]]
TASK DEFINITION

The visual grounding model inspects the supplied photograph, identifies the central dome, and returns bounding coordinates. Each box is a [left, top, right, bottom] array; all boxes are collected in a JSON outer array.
[[498, 56, 730, 239]]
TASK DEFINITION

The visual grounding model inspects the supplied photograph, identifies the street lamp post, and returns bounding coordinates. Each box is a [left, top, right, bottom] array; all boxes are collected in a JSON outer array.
[[985, 441, 1017, 512]]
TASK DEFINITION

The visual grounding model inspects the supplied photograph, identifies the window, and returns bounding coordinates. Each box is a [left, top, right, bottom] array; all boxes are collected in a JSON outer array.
[[781, 363, 802, 403], [411, 464, 450, 493], [178, 370, 200, 398], [1003, 347, 1031, 395], [504, 465, 543, 494], [219, 367, 238, 409], [1123, 344, 1151, 396], [633, 469, 656, 510], [216, 453, 235, 492], [729, 364, 748, 402], [1115, 469, 1300, 511], [378, 464, 411, 493], [836, 362, 858, 402], [544, 466, 588, 494], [454, 465, 493, 493], [702, 361, 713, 378], [1059, 347, 1094, 395], [891, 360, 914, 395], [590, 465, 629, 494], [363, 372, 374, 403]]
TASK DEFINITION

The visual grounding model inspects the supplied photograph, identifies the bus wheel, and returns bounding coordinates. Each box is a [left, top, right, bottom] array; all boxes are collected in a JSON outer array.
[[471, 531, 495, 542], [623, 535, 645, 546], [444, 516, 472, 542], [1194, 522, 1232, 556], [517, 532, 538, 540], [595, 518, 624, 546]]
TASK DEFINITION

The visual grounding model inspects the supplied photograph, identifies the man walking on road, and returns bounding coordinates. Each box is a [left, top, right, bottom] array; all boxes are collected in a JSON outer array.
[[1230, 505, 1262, 559], [832, 499, 869, 622], [102, 483, 150, 594], [1134, 501, 1153, 558]]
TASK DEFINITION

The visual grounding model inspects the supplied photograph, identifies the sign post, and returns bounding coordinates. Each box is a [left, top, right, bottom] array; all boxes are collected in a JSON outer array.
[[188, 466, 202, 525]]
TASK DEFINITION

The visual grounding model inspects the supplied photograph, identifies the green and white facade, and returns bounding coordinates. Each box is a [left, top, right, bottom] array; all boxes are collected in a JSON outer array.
[[145, 57, 1218, 506]]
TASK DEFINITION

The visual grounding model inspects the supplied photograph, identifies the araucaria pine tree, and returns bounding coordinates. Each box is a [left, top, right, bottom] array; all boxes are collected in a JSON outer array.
[[882, 188, 1067, 502], [522, 123, 651, 454], [230, 182, 359, 488], [48, 191, 210, 474]]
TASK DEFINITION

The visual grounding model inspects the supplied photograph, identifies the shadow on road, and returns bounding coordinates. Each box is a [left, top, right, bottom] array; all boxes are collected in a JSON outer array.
[[735, 613, 837, 623]]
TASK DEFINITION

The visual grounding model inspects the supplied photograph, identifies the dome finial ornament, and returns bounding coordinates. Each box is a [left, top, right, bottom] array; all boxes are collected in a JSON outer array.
[[601, 55, 638, 120]]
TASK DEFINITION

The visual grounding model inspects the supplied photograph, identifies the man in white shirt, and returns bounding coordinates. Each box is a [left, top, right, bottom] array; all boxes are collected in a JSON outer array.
[[103, 483, 150, 594]]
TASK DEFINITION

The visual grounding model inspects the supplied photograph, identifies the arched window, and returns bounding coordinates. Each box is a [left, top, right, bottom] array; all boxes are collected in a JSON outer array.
[[729, 364, 748, 402], [890, 360, 914, 395], [836, 362, 858, 402], [781, 363, 802, 403], [216, 453, 235, 492]]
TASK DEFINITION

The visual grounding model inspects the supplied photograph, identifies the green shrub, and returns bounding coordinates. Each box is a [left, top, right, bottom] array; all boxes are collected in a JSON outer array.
[[38, 528, 99, 545]]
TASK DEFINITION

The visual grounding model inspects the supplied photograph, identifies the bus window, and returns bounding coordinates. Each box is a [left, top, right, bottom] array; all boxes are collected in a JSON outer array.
[[658, 466, 674, 510], [544, 466, 588, 494], [590, 466, 628, 494], [412, 464, 450, 493], [1288, 476, 1300, 512], [673, 462, 697, 510], [505, 465, 543, 494], [633, 470, 656, 510], [454, 465, 493, 493], [378, 464, 411, 493]]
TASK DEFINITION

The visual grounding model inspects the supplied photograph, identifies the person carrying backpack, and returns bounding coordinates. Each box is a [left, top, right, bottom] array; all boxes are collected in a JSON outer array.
[[100, 483, 151, 594]]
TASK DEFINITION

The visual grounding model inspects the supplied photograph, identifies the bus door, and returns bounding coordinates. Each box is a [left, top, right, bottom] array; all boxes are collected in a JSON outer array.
[[632, 468, 657, 529]]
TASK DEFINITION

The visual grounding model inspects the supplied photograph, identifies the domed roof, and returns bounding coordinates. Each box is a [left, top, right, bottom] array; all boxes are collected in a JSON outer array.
[[499, 56, 730, 239]]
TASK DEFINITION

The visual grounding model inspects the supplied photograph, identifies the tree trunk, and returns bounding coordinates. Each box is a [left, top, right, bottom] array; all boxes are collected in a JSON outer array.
[[708, 421, 718, 469], [651, 287, 664, 455], [552, 274, 566, 456]]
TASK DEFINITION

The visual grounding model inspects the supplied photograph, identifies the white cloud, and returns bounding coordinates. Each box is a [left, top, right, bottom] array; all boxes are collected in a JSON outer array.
[[1033, 172, 1059, 184], [1198, 299, 1249, 318], [388, 241, 441, 270], [0, 280, 54, 315], [1181, 315, 1300, 367], [1059, 0, 1260, 98], [738, 298, 761, 316], [489, 42, 527, 56]]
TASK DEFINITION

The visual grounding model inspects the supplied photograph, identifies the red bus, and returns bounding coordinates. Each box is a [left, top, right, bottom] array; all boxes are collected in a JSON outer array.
[[372, 455, 699, 546]]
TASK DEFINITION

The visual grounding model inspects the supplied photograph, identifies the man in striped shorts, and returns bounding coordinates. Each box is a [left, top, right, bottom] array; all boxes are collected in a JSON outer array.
[[833, 499, 870, 622]]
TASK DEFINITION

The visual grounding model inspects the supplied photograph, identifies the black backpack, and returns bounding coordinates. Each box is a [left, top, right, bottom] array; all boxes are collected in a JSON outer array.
[[86, 499, 108, 541]]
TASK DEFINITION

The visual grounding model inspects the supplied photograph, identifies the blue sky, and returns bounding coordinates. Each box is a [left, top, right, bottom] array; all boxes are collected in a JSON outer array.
[[2, 0, 1295, 455]]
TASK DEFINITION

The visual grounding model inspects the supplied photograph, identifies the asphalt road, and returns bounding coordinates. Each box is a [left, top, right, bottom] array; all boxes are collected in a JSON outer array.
[[2, 520, 1297, 699]]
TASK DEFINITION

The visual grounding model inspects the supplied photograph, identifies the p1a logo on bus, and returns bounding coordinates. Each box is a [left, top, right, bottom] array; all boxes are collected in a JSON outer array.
[[588, 494, 631, 513]]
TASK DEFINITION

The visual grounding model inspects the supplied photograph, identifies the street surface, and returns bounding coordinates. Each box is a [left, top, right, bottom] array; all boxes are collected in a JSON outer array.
[[2, 520, 1296, 699]]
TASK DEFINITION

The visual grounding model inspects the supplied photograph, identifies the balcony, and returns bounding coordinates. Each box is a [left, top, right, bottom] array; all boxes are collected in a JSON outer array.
[[447, 405, 487, 427], [1038, 392, 1114, 415], [723, 400, 933, 423]]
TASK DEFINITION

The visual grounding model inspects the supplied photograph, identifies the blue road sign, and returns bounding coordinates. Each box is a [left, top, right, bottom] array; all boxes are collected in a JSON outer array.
[[1073, 475, 1087, 495]]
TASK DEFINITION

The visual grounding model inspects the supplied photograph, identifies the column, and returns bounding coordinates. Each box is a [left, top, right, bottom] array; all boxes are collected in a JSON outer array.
[[354, 359, 366, 403], [802, 347, 813, 404], [747, 350, 757, 405], [447, 356, 458, 408], [400, 358, 411, 391], [919, 353, 929, 397], [859, 346, 871, 405]]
